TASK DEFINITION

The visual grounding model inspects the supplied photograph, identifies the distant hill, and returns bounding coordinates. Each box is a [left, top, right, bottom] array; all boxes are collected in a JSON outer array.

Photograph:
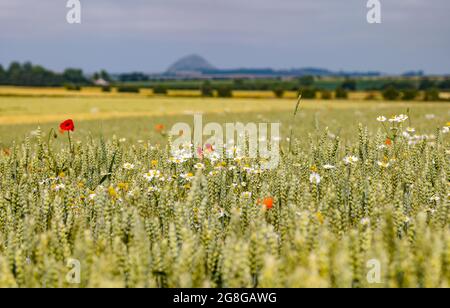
[[164, 55, 382, 78], [166, 55, 216, 74]]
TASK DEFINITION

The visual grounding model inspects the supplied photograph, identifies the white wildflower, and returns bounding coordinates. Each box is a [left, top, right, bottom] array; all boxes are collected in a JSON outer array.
[[194, 163, 205, 170], [377, 161, 390, 168], [53, 184, 65, 192], [241, 191, 252, 198], [123, 163, 135, 170], [309, 173, 321, 185], [343, 155, 359, 165], [143, 170, 161, 182]]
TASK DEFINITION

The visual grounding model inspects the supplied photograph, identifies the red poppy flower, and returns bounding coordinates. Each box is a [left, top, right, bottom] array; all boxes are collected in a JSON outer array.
[[385, 138, 392, 146], [60, 119, 75, 132], [155, 124, 165, 133], [263, 197, 274, 210]]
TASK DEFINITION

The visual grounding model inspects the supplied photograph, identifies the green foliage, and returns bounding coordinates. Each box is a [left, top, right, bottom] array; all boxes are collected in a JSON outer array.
[[423, 88, 440, 101], [299, 88, 317, 99], [438, 78, 450, 90], [216, 86, 233, 98], [200, 81, 214, 97], [341, 79, 357, 91], [402, 89, 419, 101], [153, 85, 168, 95], [63, 69, 89, 85], [273, 88, 285, 98], [419, 78, 437, 90], [1, 62, 65, 86], [0, 64, 5, 84], [321, 90, 332, 100], [64, 84, 81, 91], [117, 86, 140, 93], [298, 76, 315, 87], [101, 86, 112, 93], [382, 86, 400, 101], [335, 87, 348, 99]]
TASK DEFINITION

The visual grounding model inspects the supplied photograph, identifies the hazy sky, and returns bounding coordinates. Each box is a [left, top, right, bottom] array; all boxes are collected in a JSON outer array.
[[0, 0, 449, 74]]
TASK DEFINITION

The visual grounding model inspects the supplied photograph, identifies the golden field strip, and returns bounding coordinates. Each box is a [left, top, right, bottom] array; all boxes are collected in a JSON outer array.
[[0, 86, 377, 100], [0, 86, 448, 145], [0, 96, 447, 126]]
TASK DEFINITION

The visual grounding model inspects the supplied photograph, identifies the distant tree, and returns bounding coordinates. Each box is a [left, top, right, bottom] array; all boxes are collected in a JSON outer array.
[[63, 68, 88, 85], [0, 64, 5, 84], [299, 87, 317, 99], [438, 78, 450, 90], [383, 81, 416, 91], [273, 88, 285, 98], [101, 86, 112, 92], [201, 81, 214, 97], [419, 78, 436, 90], [117, 86, 140, 93], [233, 79, 244, 90], [64, 83, 81, 91], [100, 70, 112, 82], [7, 62, 23, 85], [153, 85, 168, 95], [341, 79, 357, 91], [382, 86, 400, 101], [216, 86, 233, 98], [119, 72, 149, 82], [298, 76, 315, 87], [335, 87, 348, 99], [423, 88, 440, 101], [402, 89, 419, 101], [321, 90, 332, 100]]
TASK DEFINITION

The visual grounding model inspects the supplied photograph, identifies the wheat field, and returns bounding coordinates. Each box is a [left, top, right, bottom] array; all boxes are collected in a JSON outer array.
[[0, 93, 449, 288]]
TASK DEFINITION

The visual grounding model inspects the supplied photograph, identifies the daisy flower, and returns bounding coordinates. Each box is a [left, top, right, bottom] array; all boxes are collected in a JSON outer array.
[[123, 163, 135, 170], [309, 173, 321, 184], [343, 155, 359, 165]]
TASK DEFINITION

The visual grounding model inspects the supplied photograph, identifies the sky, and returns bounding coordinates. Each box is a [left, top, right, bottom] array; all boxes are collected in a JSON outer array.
[[0, 0, 449, 74]]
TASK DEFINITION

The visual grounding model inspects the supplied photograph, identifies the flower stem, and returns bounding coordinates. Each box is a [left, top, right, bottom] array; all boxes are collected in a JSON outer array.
[[68, 131, 73, 154]]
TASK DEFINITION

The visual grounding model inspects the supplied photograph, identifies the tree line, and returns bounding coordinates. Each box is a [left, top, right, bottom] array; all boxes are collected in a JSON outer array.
[[0, 62, 111, 87]]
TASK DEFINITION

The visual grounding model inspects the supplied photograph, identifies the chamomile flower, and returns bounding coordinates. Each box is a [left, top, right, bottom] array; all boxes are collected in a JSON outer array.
[[343, 155, 359, 165], [180, 173, 195, 181], [143, 170, 161, 182], [377, 116, 387, 122], [309, 173, 321, 184], [241, 191, 252, 198], [123, 163, 135, 170], [194, 163, 205, 170]]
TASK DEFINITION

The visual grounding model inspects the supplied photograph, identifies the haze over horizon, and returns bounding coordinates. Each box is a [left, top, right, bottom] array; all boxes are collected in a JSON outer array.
[[1, 0, 449, 74]]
